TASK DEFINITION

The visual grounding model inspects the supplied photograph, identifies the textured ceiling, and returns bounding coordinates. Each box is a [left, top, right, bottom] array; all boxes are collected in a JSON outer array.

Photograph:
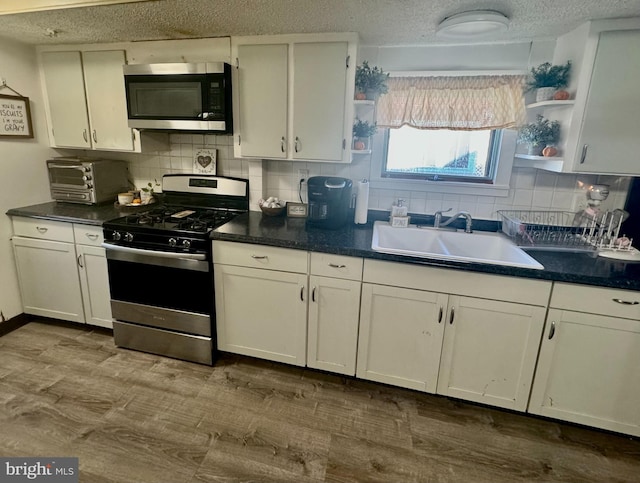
[[1, 0, 640, 46]]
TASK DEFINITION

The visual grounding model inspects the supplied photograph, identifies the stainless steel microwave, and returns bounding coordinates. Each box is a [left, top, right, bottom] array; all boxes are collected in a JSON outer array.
[[47, 158, 129, 205], [123, 62, 233, 133]]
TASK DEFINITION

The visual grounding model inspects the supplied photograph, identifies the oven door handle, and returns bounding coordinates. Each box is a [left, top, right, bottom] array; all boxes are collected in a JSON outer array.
[[102, 242, 207, 261], [48, 164, 86, 170]]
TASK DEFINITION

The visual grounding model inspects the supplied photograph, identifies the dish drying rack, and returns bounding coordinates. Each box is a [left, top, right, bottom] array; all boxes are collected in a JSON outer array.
[[497, 209, 634, 253]]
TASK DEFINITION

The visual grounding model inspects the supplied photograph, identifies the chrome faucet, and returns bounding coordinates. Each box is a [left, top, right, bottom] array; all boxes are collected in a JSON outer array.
[[434, 208, 473, 233]]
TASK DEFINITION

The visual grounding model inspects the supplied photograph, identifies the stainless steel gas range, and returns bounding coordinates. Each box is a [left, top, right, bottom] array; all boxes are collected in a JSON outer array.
[[102, 174, 249, 365]]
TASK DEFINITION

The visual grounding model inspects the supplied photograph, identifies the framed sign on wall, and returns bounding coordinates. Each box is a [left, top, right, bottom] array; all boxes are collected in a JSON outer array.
[[0, 94, 33, 139]]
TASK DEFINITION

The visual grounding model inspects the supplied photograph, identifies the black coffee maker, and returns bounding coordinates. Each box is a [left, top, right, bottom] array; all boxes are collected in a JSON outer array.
[[306, 176, 353, 229]]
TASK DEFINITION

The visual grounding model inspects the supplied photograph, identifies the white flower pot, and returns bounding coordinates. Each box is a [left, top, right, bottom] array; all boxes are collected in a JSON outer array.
[[535, 87, 556, 102]]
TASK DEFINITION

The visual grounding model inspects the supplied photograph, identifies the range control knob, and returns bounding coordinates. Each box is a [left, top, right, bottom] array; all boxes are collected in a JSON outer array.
[[82, 175, 92, 181], [112, 231, 122, 241], [86, 183, 93, 189], [123, 232, 134, 242], [182, 239, 192, 249], [168, 238, 177, 247]]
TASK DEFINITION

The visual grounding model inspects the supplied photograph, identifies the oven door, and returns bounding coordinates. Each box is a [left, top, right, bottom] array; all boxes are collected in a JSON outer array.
[[104, 243, 214, 364], [48, 162, 90, 190]]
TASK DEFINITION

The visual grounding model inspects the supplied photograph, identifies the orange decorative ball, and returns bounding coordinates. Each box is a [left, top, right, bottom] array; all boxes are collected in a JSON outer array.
[[355, 92, 367, 100], [542, 146, 558, 157], [553, 90, 570, 100], [353, 140, 366, 150]]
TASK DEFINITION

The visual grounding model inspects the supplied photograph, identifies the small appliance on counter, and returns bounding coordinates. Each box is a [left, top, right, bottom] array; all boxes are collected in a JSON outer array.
[[47, 157, 129, 205], [307, 176, 353, 229]]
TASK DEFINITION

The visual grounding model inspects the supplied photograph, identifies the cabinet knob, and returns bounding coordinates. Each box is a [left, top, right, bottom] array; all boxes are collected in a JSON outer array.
[[328, 263, 346, 268], [438, 306, 443, 323], [312, 287, 316, 302], [281, 136, 286, 153], [82, 129, 88, 142], [294, 136, 301, 153], [300, 286, 305, 302], [77, 254, 84, 268], [92, 130, 97, 143], [449, 307, 455, 325], [612, 298, 639, 305], [86, 233, 99, 241], [580, 144, 589, 164], [36, 226, 48, 233], [548, 321, 556, 340]]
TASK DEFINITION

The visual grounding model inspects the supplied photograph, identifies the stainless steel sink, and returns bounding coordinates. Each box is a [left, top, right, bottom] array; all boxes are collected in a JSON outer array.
[[371, 221, 544, 270]]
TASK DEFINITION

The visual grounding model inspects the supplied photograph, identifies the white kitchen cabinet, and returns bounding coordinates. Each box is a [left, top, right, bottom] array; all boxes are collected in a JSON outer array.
[[529, 283, 640, 436], [232, 34, 357, 163], [549, 19, 640, 174], [357, 283, 446, 392], [307, 253, 363, 376], [213, 242, 309, 366], [12, 235, 84, 323], [11, 218, 113, 328], [40, 49, 136, 151], [74, 225, 113, 329], [436, 296, 546, 411], [359, 259, 551, 405]]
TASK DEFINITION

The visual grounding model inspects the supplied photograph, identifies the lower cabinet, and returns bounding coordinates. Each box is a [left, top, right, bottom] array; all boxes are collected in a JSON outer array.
[[11, 218, 112, 328], [357, 284, 445, 392], [12, 236, 85, 323], [529, 283, 640, 436], [214, 264, 308, 366]]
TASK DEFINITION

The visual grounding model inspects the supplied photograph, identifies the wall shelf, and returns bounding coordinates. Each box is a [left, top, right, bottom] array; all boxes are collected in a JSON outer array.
[[350, 149, 372, 155], [526, 100, 575, 110], [513, 154, 564, 172], [354, 100, 376, 107]]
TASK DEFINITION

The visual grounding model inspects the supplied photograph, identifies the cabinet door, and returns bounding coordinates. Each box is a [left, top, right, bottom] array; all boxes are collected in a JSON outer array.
[[41, 51, 91, 148], [82, 50, 134, 152], [529, 309, 640, 437], [214, 265, 307, 366], [307, 276, 361, 375], [237, 44, 288, 158], [357, 284, 446, 392], [292, 42, 348, 161], [77, 244, 113, 329], [575, 30, 640, 174], [12, 236, 84, 323], [437, 296, 546, 411]]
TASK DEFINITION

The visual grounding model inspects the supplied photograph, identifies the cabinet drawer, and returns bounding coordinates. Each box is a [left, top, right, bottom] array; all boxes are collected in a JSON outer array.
[[12, 217, 74, 242], [213, 241, 308, 273], [310, 253, 363, 281], [551, 282, 640, 320], [73, 224, 104, 246]]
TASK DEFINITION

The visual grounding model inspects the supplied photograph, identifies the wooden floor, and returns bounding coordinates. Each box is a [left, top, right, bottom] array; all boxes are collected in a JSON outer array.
[[1, 321, 639, 483]]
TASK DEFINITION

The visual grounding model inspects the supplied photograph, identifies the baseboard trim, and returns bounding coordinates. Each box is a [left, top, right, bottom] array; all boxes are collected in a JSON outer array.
[[0, 313, 30, 337]]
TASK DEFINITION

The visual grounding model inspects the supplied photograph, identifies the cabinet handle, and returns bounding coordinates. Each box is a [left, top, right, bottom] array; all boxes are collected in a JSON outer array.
[[612, 298, 639, 305], [281, 136, 286, 153], [548, 321, 556, 340], [77, 254, 84, 268], [449, 307, 455, 325], [83, 129, 88, 142], [328, 263, 346, 268], [250, 255, 268, 260], [580, 144, 588, 164], [36, 226, 48, 233], [438, 306, 443, 323], [300, 286, 305, 302], [92, 130, 97, 143], [294, 136, 301, 153], [86, 233, 99, 241], [312, 287, 316, 302]]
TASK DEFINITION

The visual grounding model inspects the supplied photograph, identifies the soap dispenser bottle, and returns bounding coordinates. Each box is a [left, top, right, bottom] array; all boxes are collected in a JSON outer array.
[[390, 199, 410, 227]]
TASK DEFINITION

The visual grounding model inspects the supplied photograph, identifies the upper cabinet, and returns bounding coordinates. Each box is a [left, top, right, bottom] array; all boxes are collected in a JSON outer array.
[[40, 49, 137, 152], [232, 34, 358, 163], [549, 18, 640, 175]]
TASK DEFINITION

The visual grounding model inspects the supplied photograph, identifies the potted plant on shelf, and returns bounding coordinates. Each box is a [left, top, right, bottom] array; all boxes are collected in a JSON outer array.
[[526, 61, 571, 102], [517, 114, 560, 156], [355, 61, 390, 100], [140, 179, 160, 204], [352, 118, 377, 150]]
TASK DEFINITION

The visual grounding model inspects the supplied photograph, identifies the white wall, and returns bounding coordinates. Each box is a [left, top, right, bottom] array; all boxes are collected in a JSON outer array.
[[0, 38, 57, 321]]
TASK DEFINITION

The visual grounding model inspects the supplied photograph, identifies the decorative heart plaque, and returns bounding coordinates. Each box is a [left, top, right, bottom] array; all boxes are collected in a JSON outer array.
[[193, 149, 216, 174]]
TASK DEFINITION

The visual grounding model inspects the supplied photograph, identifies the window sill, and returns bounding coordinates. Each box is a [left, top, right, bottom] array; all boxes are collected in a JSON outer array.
[[368, 178, 511, 197]]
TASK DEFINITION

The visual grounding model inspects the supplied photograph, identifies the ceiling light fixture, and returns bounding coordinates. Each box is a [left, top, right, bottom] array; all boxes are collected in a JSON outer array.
[[436, 10, 510, 38]]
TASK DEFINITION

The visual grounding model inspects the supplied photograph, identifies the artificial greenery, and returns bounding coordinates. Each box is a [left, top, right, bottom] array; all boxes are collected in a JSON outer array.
[[517, 114, 560, 146], [526, 61, 571, 91], [353, 118, 377, 138], [141, 179, 160, 194], [355, 61, 390, 95]]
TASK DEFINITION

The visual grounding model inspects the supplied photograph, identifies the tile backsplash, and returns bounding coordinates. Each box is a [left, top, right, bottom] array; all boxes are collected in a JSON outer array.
[[107, 133, 630, 220]]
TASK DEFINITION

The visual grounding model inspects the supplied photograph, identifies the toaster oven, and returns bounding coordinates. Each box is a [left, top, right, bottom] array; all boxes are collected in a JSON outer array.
[[47, 157, 129, 204]]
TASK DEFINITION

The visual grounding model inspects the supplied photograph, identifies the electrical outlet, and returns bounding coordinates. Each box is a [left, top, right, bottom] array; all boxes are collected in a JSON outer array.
[[297, 169, 309, 181]]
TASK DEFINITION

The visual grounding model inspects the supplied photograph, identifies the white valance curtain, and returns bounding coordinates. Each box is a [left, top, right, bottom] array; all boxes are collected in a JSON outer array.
[[376, 74, 526, 131]]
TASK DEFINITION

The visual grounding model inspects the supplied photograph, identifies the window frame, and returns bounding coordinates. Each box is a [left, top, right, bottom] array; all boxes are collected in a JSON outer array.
[[381, 127, 502, 184]]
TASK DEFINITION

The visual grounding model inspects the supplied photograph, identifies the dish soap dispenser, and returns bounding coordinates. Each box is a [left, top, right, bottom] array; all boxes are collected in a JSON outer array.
[[390, 199, 410, 227]]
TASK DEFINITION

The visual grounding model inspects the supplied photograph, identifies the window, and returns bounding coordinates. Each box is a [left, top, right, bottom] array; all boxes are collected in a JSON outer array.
[[382, 126, 502, 183]]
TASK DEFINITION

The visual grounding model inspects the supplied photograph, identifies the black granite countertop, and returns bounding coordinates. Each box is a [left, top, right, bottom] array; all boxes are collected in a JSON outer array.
[[212, 211, 640, 292], [6, 201, 132, 226]]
